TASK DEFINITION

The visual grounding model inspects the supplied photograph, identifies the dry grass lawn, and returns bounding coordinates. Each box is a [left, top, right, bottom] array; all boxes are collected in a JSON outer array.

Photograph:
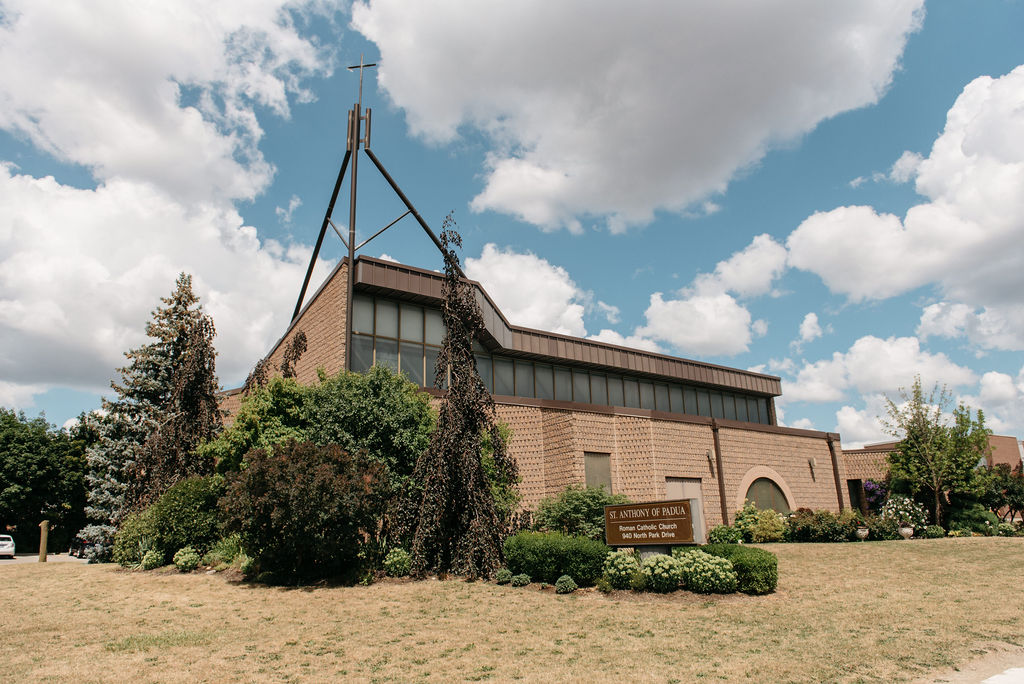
[[2, 538, 1023, 683]]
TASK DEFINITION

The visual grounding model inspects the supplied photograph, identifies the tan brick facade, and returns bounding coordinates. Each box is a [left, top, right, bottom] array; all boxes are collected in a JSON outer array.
[[221, 255, 852, 525], [494, 399, 847, 527]]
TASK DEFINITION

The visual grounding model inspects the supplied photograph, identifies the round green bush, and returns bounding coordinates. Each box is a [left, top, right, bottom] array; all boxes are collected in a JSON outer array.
[[383, 548, 411, 577], [676, 550, 738, 594], [923, 525, 946, 539], [555, 575, 578, 594], [749, 509, 786, 542], [113, 510, 159, 568], [640, 554, 683, 593], [603, 550, 640, 590], [510, 573, 531, 587], [140, 549, 163, 571], [503, 531, 609, 586], [595, 576, 613, 593], [495, 568, 513, 585], [173, 546, 202, 572], [707, 524, 742, 544], [699, 544, 777, 594], [997, 522, 1016, 537]]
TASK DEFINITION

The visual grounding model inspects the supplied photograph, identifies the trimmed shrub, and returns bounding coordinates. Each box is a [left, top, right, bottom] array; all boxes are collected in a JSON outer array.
[[510, 573, 531, 587], [503, 531, 609, 586], [640, 554, 683, 593], [383, 548, 412, 577], [113, 509, 158, 568], [140, 549, 163, 570], [555, 575, 578, 594], [997, 522, 1016, 537], [787, 508, 864, 542], [202, 534, 242, 567], [707, 524, 742, 544], [595, 576, 613, 593], [173, 546, 201, 572], [602, 549, 640, 590], [220, 441, 388, 583], [532, 485, 629, 541], [148, 476, 225, 564], [864, 514, 900, 541], [674, 549, 737, 594], [749, 509, 786, 543], [701, 543, 777, 595], [495, 568, 513, 585], [923, 525, 946, 539]]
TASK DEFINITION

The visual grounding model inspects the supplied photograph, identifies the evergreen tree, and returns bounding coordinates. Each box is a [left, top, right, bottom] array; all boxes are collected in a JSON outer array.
[[80, 273, 221, 558], [408, 218, 519, 579]]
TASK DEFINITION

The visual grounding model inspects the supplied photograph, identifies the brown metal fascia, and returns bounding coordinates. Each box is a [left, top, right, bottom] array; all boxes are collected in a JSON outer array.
[[826, 434, 845, 511], [712, 420, 729, 525]]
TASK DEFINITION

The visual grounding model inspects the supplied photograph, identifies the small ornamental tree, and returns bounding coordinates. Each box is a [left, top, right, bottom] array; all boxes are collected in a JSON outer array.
[[884, 376, 990, 524], [408, 218, 519, 579]]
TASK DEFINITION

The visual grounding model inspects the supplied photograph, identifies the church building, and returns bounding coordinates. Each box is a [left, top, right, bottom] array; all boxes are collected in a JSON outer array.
[[222, 254, 852, 540]]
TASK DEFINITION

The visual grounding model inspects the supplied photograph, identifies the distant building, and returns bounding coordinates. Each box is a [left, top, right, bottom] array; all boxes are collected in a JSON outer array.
[[223, 256, 852, 540], [842, 434, 1023, 513]]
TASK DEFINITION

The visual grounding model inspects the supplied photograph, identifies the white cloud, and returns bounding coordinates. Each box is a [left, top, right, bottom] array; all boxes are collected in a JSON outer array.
[[636, 292, 754, 357], [792, 312, 825, 351], [834, 394, 890, 448], [0, 2, 339, 407], [889, 150, 923, 183], [917, 301, 1024, 351], [694, 234, 787, 298], [465, 244, 588, 336], [275, 194, 302, 225], [0, 1, 332, 204], [788, 65, 1024, 351], [596, 301, 620, 325], [788, 417, 815, 431], [587, 329, 662, 354], [352, 0, 923, 232], [783, 335, 976, 404], [958, 367, 1024, 435]]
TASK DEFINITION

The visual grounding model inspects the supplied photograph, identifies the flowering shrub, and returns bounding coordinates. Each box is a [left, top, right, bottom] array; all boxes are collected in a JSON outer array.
[[881, 495, 927, 532], [383, 548, 411, 577], [173, 546, 201, 572], [749, 509, 786, 542], [997, 522, 1017, 537], [555, 575, 578, 594], [863, 479, 888, 513], [700, 544, 776, 594], [495, 568, 513, 585], [733, 500, 760, 542], [602, 550, 640, 590], [674, 549, 737, 594], [640, 554, 683, 593], [707, 524, 742, 544]]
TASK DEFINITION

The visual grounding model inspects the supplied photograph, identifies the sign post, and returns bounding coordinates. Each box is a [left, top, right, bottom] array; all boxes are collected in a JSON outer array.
[[604, 500, 696, 547]]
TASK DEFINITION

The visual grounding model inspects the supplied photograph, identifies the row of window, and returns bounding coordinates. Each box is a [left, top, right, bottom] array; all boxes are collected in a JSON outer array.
[[350, 294, 772, 425]]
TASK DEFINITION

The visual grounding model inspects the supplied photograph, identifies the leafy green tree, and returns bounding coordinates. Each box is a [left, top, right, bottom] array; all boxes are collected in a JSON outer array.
[[0, 409, 91, 551], [977, 464, 1024, 522], [884, 376, 990, 524], [532, 485, 629, 541], [407, 220, 519, 579]]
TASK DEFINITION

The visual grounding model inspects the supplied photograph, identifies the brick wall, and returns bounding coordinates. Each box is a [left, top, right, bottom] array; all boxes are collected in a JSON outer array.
[[265, 262, 348, 386], [843, 448, 890, 481]]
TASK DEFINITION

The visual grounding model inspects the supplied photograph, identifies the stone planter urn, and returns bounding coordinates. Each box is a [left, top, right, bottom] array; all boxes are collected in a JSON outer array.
[[898, 526, 914, 540], [855, 527, 869, 540]]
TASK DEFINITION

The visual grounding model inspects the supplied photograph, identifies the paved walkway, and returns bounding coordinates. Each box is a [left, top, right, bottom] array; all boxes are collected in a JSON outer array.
[[0, 552, 89, 564]]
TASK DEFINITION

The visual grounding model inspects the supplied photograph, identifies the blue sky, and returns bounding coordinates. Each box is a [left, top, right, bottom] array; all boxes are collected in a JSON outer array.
[[1, 1, 1022, 447]]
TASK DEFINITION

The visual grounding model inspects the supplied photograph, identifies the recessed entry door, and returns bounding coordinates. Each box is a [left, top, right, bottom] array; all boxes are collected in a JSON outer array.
[[666, 477, 705, 544]]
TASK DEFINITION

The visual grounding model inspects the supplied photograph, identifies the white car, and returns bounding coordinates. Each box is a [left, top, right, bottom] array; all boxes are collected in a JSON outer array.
[[0, 535, 14, 558]]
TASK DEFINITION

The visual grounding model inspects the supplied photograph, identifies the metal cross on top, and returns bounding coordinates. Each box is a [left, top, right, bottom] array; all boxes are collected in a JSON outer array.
[[347, 54, 377, 112], [291, 52, 464, 372]]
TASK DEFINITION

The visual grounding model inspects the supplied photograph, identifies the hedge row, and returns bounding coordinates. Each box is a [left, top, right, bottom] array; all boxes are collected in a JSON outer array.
[[503, 531, 609, 586], [701, 543, 777, 594]]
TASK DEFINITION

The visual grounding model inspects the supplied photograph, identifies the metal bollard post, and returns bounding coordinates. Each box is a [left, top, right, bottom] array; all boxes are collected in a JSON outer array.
[[38, 520, 48, 562]]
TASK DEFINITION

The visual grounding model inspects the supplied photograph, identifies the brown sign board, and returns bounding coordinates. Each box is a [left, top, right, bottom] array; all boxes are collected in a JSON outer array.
[[604, 499, 695, 546]]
